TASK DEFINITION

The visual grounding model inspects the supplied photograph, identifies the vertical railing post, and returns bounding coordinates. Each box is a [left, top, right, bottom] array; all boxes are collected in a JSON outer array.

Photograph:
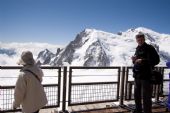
[[154, 67, 160, 102], [119, 66, 126, 106], [155, 67, 164, 102], [160, 67, 164, 97], [68, 67, 72, 106], [61, 67, 67, 113], [58, 67, 61, 107]]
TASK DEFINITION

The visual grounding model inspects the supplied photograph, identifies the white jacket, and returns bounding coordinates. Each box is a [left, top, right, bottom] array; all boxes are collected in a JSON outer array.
[[13, 65, 48, 113]]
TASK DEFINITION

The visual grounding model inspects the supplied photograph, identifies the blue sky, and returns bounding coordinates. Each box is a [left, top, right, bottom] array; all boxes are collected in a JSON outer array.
[[0, 0, 170, 44]]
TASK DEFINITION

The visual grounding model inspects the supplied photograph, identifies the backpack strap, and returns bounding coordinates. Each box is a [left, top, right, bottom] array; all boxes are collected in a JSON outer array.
[[23, 69, 41, 82]]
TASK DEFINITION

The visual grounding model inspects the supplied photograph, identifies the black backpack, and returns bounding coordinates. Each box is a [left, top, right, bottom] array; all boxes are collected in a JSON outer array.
[[148, 45, 162, 84], [151, 70, 163, 85], [148, 45, 160, 66]]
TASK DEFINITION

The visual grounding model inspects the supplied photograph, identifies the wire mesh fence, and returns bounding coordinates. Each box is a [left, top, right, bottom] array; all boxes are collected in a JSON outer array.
[[70, 82, 118, 105], [0, 66, 169, 112], [0, 66, 61, 112], [0, 84, 59, 112], [124, 67, 170, 101], [0, 86, 15, 111], [68, 67, 121, 106]]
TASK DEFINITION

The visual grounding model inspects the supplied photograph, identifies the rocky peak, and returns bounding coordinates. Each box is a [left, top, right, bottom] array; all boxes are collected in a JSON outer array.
[[36, 49, 55, 65]]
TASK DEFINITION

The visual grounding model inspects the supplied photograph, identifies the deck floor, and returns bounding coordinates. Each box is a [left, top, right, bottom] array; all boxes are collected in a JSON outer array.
[[75, 108, 168, 113], [68, 102, 169, 113]]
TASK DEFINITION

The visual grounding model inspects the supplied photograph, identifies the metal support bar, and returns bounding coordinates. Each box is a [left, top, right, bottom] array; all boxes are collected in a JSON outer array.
[[119, 67, 126, 105], [62, 67, 67, 112]]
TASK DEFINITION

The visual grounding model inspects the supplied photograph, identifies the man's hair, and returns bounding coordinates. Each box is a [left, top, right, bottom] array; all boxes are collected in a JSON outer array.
[[136, 33, 145, 38]]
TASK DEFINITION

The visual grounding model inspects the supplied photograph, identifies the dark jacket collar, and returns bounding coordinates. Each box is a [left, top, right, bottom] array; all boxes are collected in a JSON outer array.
[[136, 42, 148, 49]]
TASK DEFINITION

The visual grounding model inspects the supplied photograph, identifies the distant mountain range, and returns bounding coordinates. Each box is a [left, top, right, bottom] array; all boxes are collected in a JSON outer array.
[[0, 48, 16, 56], [0, 42, 62, 65], [36, 27, 170, 66], [0, 27, 170, 66]]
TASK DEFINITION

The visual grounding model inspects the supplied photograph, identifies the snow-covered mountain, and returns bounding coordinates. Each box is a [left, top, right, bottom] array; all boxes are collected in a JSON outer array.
[[36, 48, 62, 65], [36, 49, 55, 65], [44, 27, 170, 66], [0, 48, 16, 56], [0, 27, 170, 66]]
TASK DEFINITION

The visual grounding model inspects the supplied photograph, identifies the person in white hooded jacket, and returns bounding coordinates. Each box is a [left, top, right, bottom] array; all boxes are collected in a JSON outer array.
[[13, 51, 47, 113]]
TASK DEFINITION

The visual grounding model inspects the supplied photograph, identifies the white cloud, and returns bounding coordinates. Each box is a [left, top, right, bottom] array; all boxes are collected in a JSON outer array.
[[0, 42, 64, 65]]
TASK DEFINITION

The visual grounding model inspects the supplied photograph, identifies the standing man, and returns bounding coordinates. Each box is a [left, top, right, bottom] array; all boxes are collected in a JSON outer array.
[[132, 33, 160, 113]]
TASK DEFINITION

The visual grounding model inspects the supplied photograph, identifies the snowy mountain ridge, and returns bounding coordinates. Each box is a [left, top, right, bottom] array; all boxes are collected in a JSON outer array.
[[37, 27, 170, 66], [0, 27, 170, 66]]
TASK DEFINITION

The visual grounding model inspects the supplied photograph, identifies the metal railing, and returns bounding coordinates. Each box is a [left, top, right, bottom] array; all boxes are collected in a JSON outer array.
[[0, 66, 169, 112], [122, 66, 170, 112], [68, 67, 121, 106], [123, 67, 170, 101], [0, 84, 59, 112], [0, 66, 61, 112]]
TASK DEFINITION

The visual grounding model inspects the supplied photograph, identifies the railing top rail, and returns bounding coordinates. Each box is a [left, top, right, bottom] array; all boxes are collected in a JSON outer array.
[[70, 66, 121, 69], [0, 66, 61, 69], [0, 66, 168, 69], [71, 82, 118, 85], [0, 66, 22, 69], [0, 84, 59, 88], [126, 66, 168, 69]]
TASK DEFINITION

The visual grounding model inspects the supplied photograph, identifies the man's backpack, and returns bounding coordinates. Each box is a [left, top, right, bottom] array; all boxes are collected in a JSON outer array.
[[151, 70, 163, 85], [148, 45, 162, 84], [148, 45, 160, 66]]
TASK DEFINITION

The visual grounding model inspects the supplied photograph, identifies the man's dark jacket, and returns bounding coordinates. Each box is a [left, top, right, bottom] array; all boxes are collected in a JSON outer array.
[[133, 42, 159, 79]]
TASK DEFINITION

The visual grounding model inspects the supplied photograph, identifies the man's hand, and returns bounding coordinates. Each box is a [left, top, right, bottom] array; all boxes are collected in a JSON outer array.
[[131, 56, 137, 61], [135, 59, 142, 64]]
